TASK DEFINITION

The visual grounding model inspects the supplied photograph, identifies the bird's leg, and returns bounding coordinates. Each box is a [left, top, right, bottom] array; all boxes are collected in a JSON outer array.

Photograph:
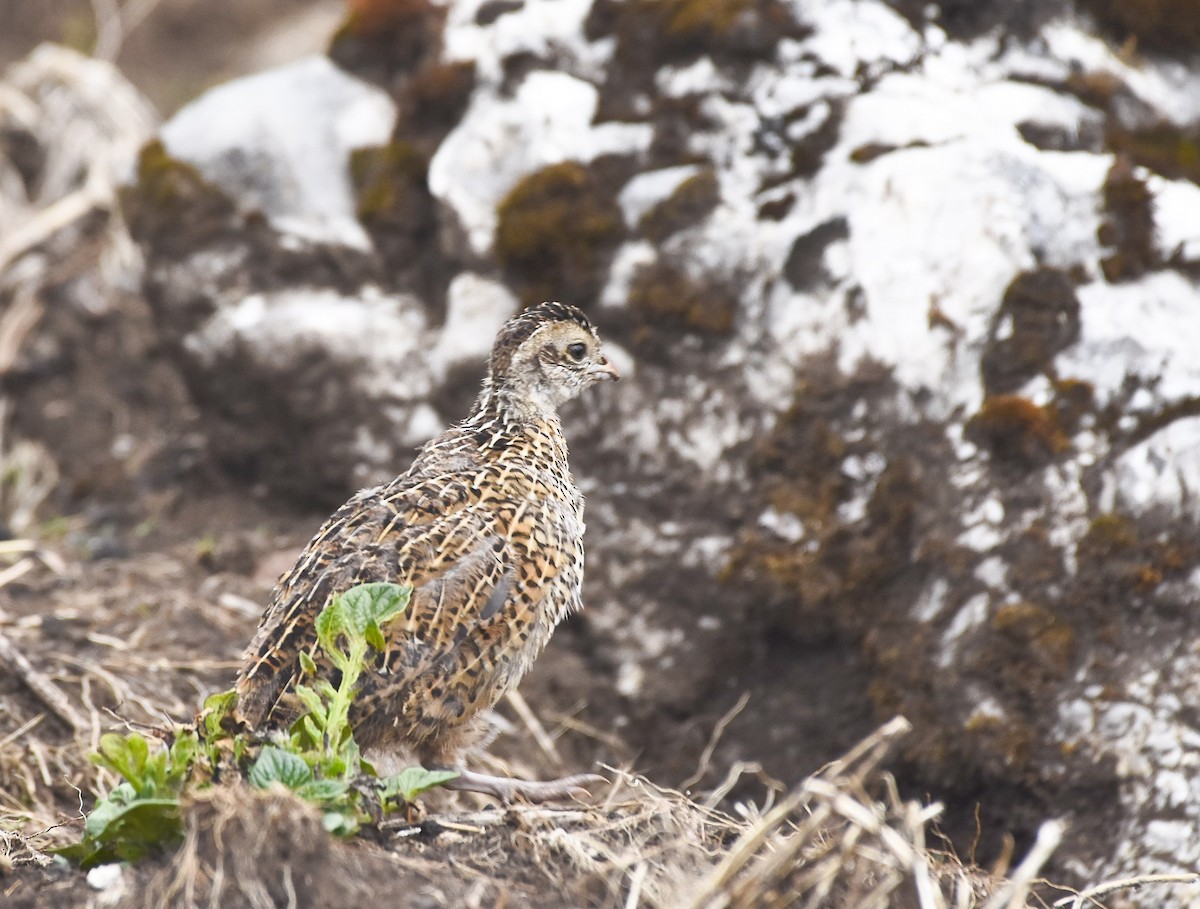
[[439, 768, 606, 805]]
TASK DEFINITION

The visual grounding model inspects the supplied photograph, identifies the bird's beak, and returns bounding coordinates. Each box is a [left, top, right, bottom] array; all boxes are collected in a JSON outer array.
[[588, 357, 620, 382]]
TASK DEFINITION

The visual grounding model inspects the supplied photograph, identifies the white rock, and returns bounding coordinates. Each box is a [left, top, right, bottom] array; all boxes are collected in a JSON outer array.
[[796, 0, 923, 76], [1112, 417, 1200, 515], [938, 593, 990, 667], [429, 70, 652, 256], [161, 56, 396, 250], [433, 273, 519, 372], [1150, 174, 1200, 263], [184, 286, 431, 400], [617, 165, 705, 229]]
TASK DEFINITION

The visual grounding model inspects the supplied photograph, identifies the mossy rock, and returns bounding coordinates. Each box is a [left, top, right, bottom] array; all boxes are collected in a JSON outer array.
[[980, 268, 1081, 397], [1077, 0, 1200, 55], [1065, 68, 1125, 110], [626, 259, 738, 342], [350, 142, 428, 223], [329, 0, 446, 84], [399, 60, 476, 138], [623, 0, 798, 57], [965, 395, 1069, 465], [1097, 155, 1157, 282], [1079, 513, 1138, 559], [1107, 123, 1200, 185], [349, 141, 437, 272], [495, 161, 625, 306], [1075, 511, 1194, 593], [755, 411, 848, 528], [118, 140, 239, 259], [1049, 378, 1095, 435], [992, 601, 1076, 677], [962, 713, 1035, 774], [657, 0, 753, 42], [639, 169, 721, 242]]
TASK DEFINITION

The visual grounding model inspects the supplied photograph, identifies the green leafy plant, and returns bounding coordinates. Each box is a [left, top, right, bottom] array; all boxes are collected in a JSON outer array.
[[289, 581, 410, 777], [247, 582, 457, 833], [378, 766, 461, 813], [58, 730, 197, 868], [63, 582, 459, 866]]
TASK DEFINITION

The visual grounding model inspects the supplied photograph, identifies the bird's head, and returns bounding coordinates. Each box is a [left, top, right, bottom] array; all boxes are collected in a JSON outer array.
[[488, 301, 619, 414]]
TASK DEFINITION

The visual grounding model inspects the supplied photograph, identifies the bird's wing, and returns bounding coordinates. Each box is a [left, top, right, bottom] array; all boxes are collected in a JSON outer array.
[[235, 476, 562, 731]]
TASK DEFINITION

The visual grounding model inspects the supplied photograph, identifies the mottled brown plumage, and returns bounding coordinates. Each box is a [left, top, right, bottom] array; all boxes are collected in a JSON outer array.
[[235, 301, 618, 801]]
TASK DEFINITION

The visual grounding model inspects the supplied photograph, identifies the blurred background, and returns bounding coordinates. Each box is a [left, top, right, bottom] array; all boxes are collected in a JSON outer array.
[[0, 0, 343, 113]]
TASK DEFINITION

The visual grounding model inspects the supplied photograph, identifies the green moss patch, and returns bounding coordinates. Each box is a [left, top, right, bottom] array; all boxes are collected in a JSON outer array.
[[495, 161, 626, 306], [118, 140, 238, 258], [349, 141, 438, 271], [627, 259, 738, 344], [966, 395, 1069, 465], [980, 268, 1081, 396], [638, 168, 720, 242], [1097, 155, 1158, 282]]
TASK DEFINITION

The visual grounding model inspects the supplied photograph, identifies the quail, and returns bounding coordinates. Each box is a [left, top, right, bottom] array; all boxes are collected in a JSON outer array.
[[235, 301, 619, 802]]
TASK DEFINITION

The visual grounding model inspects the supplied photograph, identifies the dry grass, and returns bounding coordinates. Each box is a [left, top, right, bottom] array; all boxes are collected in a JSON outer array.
[[0, 535, 1043, 909], [63, 716, 1057, 909]]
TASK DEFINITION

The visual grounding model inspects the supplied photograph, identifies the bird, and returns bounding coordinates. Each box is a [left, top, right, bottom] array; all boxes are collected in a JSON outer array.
[[234, 300, 619, 802]]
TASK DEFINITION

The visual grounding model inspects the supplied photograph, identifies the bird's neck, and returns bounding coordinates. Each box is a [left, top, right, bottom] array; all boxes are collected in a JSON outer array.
[[470, 375, 557, 424], [461, 378, 574, 475]]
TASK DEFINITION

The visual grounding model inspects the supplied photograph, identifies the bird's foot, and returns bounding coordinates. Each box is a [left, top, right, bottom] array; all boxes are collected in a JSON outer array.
[[442, 769, 605, 805]]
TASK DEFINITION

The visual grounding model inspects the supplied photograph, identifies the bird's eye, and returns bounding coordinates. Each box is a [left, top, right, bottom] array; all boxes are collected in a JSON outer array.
[[566, 342, 587, 361]]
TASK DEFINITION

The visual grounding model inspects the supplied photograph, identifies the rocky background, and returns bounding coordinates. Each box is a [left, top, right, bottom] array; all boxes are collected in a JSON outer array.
[[3, 0, 1200, 904]]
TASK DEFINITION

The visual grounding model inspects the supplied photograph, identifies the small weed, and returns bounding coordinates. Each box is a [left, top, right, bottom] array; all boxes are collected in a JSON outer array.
[[57, 730, 197, 867], [378, 765, 460, 813], [61, 582, 457, 866]]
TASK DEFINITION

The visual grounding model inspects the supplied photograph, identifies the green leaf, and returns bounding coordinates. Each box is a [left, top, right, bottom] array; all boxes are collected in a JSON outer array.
[[338, 583, 410, 638], [379, 767, 459, 805], [166, 732, 199, 787], [50, 841, 94, 866], [295, 779, 349, 804], [293, 684, 327, 722], [298, 649, 317, 676], [202, 688, 238, 715], [92, 734, 129, 777], [298, 714, 323, 746], [93, 733, 157, 794], [126, 734, 149, 776], [248, 746, 312, 790], [170, 731, 198, 769], [200, 689, 238, 739], [321, 811, 357, 836], [364, 620, 386, 653], [322, 755, 348, 779], [85, 796, 180, 841], [144, 749, 168, 790], [77, 796, 183, 868], [314, 601, 347, 659], [84, 784, 137, 838]]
